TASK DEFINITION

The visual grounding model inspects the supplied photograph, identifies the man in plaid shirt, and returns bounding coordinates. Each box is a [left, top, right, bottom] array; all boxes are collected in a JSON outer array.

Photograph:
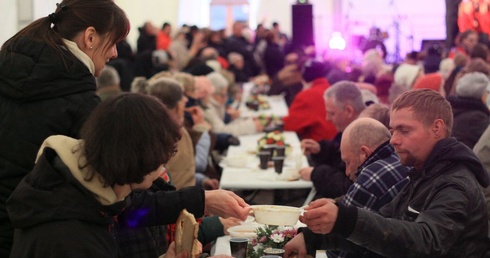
[[287, 117, 410, 258], [339, 117, 410, 214]]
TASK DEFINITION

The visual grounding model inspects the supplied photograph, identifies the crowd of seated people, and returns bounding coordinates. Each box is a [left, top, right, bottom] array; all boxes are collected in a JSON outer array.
[[2, 1, 490, 256], [100, 17, 490, 255], [103, 16, 490, 202]]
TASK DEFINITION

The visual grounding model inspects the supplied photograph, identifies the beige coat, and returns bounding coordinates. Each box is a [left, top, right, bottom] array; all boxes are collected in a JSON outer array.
[[166, 128, 196, 189], [204, 97, 257, 136]]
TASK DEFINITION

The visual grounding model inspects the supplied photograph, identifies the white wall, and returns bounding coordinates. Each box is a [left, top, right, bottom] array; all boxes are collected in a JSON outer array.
[[1, 1, 19, 47], [254, 0, 293, 35], [115, 0, 179, 51]]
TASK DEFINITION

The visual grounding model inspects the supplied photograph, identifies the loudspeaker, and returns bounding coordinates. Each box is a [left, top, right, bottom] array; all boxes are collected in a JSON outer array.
[[292, 4, 314, 49], [420, 39, 446, 55]]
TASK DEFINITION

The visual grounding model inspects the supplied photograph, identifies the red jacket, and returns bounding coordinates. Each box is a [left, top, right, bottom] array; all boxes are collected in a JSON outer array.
[[283, 78, 337, 141], [156, 32, 172, 51], [458, 1, 490, 35]]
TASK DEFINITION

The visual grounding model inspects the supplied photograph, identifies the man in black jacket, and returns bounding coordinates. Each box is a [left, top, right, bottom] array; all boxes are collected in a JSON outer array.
[[299, 81, 365, 199], [285, 89, 490, 257]]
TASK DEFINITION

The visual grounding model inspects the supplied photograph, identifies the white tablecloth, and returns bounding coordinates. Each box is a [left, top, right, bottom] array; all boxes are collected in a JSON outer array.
[[238, 83, 289, 118], [211, 234, 328, 257], [219, 132, 312, 190]]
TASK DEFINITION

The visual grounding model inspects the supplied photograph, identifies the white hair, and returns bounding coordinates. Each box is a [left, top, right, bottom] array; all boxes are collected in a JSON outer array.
[[207, 72, 229, 92]]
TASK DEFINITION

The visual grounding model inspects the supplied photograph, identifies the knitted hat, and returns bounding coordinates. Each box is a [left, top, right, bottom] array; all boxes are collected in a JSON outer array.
[[394, 63, 422, 88], [456, 72, 490, 99], [413, 73, 443, 92]]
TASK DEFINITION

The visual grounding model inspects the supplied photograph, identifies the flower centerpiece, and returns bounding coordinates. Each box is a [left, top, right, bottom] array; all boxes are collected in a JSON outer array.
[[245, 94, 271, 111], [257, 130, 286, 151], [247, 225, 297, 258], [251, 74, 270, 95]]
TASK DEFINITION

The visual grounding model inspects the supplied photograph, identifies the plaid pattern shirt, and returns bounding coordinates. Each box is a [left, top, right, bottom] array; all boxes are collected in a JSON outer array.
[[328, 141, 410, 258]]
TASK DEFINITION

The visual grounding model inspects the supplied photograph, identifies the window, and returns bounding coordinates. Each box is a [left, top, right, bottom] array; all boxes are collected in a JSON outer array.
[[210, 0, 249, 32]]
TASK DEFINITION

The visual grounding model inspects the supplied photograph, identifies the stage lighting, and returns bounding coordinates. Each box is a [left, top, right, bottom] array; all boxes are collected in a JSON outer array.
[[329, 32, 346, 50]]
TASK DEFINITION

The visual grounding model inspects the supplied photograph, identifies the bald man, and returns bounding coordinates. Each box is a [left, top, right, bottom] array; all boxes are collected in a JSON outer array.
[[286, 117, 410, 258]]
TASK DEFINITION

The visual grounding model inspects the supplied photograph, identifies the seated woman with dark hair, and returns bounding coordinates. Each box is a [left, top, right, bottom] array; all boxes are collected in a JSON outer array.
[[7, 93, 182, 257]]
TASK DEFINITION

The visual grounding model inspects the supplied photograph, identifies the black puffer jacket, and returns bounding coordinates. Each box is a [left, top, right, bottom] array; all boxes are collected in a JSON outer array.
[[448, 96, 490, 149], [0, 37, 100, 254], [7, 147, 128, 258], [336, 138, 490, 257]]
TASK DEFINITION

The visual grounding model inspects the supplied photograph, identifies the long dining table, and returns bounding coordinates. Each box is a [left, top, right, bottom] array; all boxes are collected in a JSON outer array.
[[219, 131, 316, 206], [237, 82, 289, 118]]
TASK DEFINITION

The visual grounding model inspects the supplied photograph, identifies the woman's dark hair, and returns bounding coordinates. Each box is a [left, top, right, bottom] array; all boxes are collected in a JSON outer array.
[[162, 22, 171, 30], [2, 0, 130, 62], [80, 93, 181, 186]]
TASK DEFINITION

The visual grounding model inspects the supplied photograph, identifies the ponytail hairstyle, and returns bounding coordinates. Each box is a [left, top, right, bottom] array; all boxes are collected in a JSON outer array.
[[1, 0, 130, 64]]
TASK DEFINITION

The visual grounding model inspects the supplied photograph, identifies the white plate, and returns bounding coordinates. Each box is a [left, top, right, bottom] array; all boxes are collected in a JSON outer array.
[[227, 225, 261, 239]]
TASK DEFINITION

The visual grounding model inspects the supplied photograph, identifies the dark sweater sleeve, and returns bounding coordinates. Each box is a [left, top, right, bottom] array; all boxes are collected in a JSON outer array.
[[119, 186, 205, 228], [331, 204, 358, 238], [300, 227, 326, 255], [310, 165, 352, 199], [198, 216, 224, 245], [310, 139, 342, 166]]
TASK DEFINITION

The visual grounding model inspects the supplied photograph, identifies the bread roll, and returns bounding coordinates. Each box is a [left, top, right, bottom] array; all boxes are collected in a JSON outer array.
[[175, 209, 200, 258]]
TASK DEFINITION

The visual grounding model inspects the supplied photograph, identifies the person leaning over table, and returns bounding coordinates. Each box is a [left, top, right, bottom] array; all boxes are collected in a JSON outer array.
[[284, 89, 490, 257], [6, 93, 181, 257], [7, 93, 251, 258], [0, 0, 130, 256], [286, 117, 410, 258], [299, 81, 366, 199], [114, 78, 239, 258]]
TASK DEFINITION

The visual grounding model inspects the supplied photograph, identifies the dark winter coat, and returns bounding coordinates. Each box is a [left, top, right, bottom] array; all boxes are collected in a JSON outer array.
[[0, 36, 99, 256], [307, 138, 490, 257], [448, 96, 490, 149], [8, 148, 127, 258]]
